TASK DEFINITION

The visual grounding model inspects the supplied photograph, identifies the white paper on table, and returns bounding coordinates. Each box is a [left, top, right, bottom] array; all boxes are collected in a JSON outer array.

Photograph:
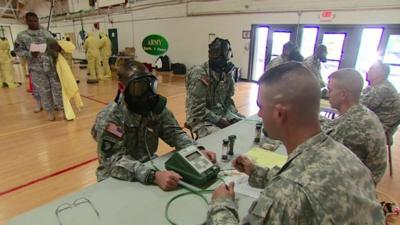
[[224, 174, 263, 199], [30, 43, 47, 53]]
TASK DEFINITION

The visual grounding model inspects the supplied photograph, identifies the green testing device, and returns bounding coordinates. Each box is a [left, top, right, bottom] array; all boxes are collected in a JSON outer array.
[[165, 146, 220, 187]]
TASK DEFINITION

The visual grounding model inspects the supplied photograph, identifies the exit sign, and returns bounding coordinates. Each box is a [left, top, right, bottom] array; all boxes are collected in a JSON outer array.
[[320, 10, 335, 22]]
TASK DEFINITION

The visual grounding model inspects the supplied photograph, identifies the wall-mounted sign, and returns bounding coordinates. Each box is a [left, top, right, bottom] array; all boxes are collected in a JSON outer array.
[[242, 30, 251, 39], [142, 34, 169, 56], [320, 10, 335, 22]]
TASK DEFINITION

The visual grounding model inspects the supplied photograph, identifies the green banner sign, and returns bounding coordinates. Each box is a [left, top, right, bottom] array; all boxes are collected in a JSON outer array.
[[142, 34, 168, 56]]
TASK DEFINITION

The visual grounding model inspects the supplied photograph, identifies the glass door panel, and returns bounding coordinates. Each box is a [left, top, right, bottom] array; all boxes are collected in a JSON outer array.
[[270, 31, 291, 60], [320, 33, 346, 82], [300, 27, 319, 58], [355, 28, 384, 86], [251, 27, 269, 81], [383, 35, 400, 64], [322, 33, 346, 60]]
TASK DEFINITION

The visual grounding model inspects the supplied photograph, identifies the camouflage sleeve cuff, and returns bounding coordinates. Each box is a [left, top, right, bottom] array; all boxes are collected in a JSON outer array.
[[248, 166, 270, 189], [138, 165, 154, 185], [208, 197, 239, 224], [208, 115, 223, 124], [111, 156, 153, 184]]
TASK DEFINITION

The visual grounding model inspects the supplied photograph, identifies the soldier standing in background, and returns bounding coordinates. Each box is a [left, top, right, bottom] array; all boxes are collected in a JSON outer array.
[[14, 12, 62, 121], [266, 41, 297, 70], [0, 37, 19, 88], [100, 32, 112, 79], [84, 32, 103, 83], [304, 44, 328, 87]]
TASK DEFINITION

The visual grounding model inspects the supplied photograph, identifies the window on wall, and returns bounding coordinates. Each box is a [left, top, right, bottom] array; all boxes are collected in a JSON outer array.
[[383, 35, 400, 92], [388, 66, 400, 92], [321, 33, 346, 83], [355, 28, 384, 86], [252, 27, 269, 81], [248, 24, 400, 82], [300, 27, 319, 58], [271, 31, 291, 60], [383, 35, 400, 64]]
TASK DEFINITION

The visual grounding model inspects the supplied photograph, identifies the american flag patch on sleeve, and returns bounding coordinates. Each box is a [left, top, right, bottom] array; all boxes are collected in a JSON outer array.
[[106, 123, 123, 138]]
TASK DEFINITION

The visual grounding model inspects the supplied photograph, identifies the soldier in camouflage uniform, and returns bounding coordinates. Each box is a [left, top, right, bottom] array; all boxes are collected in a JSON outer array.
[[361, 61, 400, 133], [266, 41, 297, 70], [92, 60, 148, 141], [321, 69, 386, 184], [303, 44, 327, 87], [207, 62, 384, 225], [14, 12, 62, 121], [92, 59, 216, 191], [186, 38, 244, 138]]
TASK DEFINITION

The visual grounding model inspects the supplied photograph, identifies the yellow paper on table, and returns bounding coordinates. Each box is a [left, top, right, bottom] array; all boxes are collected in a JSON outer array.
[[246, 147, 287, 168]]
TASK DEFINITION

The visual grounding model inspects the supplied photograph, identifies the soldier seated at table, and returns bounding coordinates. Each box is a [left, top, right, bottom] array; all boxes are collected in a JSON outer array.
[[92, 59, 216, 191], [186, 38, 244, 139], [207, 62, 384, 225]]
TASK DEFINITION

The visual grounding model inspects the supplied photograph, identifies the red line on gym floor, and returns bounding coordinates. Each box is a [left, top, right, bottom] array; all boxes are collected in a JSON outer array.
[[0, 95, 108, 197], [81, 94, 109, 105], [0, 157, 98, 197]]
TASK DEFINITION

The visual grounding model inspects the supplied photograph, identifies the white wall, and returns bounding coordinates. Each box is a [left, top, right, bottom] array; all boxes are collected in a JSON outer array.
[[188, 0, 400, 14], [10, 0, 400, 78], [98, 0, 126, 7], [68, 0, 92, 13], [0, 17, 28, 49]]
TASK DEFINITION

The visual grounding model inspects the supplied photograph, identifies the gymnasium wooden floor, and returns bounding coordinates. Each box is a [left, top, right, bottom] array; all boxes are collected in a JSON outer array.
[[0, 66, 399, 225]]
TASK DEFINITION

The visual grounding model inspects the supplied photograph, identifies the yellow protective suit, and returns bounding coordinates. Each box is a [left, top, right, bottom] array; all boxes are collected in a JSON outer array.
[[58, 39, 76, 79], [99, 32, 112, 78], [83, 33, 103, 82], [55, 54, 84, 120], [0, 38, 18, 88]]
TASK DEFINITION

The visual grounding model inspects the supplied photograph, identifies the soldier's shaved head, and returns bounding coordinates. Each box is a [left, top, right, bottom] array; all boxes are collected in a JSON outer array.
[[258, 62, 321, 122], [328, 69, 364, 101]]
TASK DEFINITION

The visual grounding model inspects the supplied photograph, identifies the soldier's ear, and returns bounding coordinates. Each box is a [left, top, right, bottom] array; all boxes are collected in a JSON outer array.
[[274, 103, 288, 124]]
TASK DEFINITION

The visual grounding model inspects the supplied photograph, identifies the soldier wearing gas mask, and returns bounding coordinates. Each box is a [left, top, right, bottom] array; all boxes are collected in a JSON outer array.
[[304, 44, 328, 88], [92, 59, 216, 191], [186, 37, 244, 139]]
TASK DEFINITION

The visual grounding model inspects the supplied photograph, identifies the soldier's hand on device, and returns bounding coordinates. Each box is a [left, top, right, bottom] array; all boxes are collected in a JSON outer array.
[[154, 170, 182, 191], [200, 149, 217, 163], [232, 155, 255, 176]]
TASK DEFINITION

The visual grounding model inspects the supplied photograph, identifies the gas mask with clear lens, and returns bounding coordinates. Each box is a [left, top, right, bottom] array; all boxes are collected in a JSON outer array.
[[319, 55, 328, 63], [208, 38, 234, 73], [123, 72, 167, 115]]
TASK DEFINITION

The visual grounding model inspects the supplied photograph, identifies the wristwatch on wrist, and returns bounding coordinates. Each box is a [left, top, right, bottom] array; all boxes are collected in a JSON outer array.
[[147, 169, 157, 184]]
